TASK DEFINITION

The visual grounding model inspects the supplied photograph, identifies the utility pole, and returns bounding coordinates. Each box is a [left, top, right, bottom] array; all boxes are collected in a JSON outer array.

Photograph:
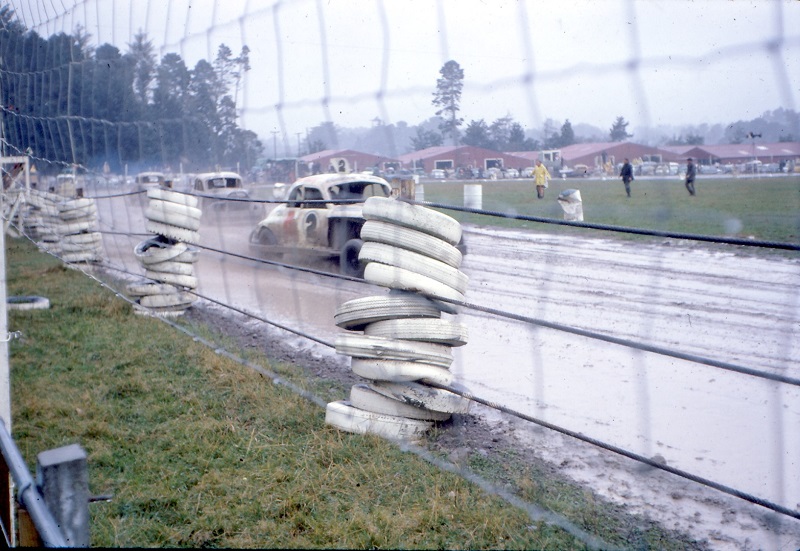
[[271, 130, 279, 160], [296, 133, 302, 157], [746, 131, 762, 174]]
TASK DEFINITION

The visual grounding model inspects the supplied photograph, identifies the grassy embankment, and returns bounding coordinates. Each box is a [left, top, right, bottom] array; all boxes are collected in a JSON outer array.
[[419, 175, 800, 246], [5, 238, 697, 549]]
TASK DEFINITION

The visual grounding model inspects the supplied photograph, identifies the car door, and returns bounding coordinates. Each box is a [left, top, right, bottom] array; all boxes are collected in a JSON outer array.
[[295, 186, 329, 248]]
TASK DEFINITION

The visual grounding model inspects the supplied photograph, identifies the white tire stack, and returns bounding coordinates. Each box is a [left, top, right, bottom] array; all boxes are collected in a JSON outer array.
[[28, 191, 102, 264], [325, 196, 471, 441], [130, 188, 201, 316]]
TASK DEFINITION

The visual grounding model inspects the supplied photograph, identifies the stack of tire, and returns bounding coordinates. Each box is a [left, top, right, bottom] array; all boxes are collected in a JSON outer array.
[[325, 196, 471, 441], [27, 191, 103, 265], [126, 188, 201, 317]]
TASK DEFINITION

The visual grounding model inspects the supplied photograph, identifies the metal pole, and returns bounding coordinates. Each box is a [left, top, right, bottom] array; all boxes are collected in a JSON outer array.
[[0, 421, 68, 548]]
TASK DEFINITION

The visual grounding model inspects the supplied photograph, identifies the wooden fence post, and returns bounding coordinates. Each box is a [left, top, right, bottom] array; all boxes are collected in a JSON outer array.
[[36, 444, 89, 547]]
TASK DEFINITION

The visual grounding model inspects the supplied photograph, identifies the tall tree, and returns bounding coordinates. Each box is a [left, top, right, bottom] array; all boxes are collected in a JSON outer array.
[[410, 127, 443, 151], [609, 116, 632, 141], [461, 120, 492, 149], [559, 119, 576, 147], [432, 60, 464, 145], [127, 30, 156, 106]]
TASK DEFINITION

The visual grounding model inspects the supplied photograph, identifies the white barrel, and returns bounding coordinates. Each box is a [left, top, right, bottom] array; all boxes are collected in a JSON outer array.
[[415, 183, 425, 202], [464, 184, 482, 209]]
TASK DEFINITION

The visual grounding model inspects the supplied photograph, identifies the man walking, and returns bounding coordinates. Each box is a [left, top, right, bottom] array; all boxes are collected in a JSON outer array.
[[685, 157, 696, 196], [533, 160, 551, 199], [619, 158, 634, 198]]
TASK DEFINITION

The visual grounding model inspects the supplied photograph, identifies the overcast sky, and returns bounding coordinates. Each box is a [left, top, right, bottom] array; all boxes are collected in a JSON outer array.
[[9, 0, 800, 152]]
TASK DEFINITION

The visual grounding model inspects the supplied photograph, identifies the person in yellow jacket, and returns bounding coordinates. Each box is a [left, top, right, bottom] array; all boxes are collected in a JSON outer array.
[[533, 160, 551, 199]]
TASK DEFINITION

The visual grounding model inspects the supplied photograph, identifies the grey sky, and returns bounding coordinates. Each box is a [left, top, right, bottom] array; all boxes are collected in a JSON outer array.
[[10, 0, 800, 150]]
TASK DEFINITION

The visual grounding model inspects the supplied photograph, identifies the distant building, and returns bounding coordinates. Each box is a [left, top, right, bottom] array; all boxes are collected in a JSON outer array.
[[662, 142, 800, 166], [558, 142, 680, 168], [298, 149, 400, 176], [397, 146, 530, 177]]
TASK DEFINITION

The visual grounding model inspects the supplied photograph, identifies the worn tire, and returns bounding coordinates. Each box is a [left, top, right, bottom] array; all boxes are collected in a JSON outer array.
[[147, 187, 200, 208], [139, 291, 195, 308], [364, 262, 464, 313], [360, 220, 462, 268], [145, 220, 200, 245], [134, 237, 188, 265], [335, 334, 453, 368], [359, 242, 468, 293], [350, 358, 454, 386], [145, 259, 196, 276], [350, 384, 451, 421], [362, 196, 462, 245], [364, 318, 468, 347], [369, 380, 471, 414], [144, 270, 198, 289], [324, 400, 433, 440], [334, 292, 443, 330], [126, 281, 178, 298], [146, 199, 202, 231], [7, 295, 50, 311]]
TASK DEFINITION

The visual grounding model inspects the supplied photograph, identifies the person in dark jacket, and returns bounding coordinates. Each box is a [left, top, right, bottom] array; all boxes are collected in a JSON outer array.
[[619, 158, 634, 197], [685, 157, 696, 196]]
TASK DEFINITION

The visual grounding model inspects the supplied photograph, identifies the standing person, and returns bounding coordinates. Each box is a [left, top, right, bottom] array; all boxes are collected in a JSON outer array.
[[619, 158, 634, 197], [533, 160, 551, 199], [685, 157, 696, 196]]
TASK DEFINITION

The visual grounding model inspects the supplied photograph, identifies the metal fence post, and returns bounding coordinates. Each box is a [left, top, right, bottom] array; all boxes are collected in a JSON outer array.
[[36, 444, 90, 547]]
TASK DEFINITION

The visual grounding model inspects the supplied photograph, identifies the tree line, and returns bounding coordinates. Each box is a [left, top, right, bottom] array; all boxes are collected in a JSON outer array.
[[0, 5, 262, 176]]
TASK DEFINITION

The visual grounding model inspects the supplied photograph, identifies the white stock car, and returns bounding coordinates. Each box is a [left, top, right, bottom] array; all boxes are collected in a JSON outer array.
[[190, 171, 250, 211], [249, 173, 393, 276]]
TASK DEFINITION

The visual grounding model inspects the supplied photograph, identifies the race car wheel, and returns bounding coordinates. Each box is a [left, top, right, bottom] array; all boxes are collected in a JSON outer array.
[[339, 238, 365, 277]]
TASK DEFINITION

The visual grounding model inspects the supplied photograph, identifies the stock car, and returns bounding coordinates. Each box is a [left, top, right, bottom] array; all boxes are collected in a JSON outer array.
[[190, 171, 250, 210], [248, 173, 393, 276]]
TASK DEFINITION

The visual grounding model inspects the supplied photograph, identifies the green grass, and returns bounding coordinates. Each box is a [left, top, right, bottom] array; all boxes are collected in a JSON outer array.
[[420, 176, 800, 245], [4, 239, 701, 549]]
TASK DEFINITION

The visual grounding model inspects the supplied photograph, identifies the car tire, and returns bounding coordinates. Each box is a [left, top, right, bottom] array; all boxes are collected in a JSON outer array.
[[364, 262, 464, 313], [145, 259, 196, 276], [145, 220, 200, 245], [249, 227, 282, 259], [126, 281, 178, 298], [7, 295, 50, 311], [369, 380, 471, 414], [324, 400, 433, 440], [139, 291, 195, 308], [58, 203, 97, 221], [362, 196, 462, 245], [364, 318, 468, 347], [350, 358, 454, 386], [339, 238, 365, 277], [349, 384, 451, 421], [134, 237, 188, 265], [147, 187, 200, 208], [334, 292, 443, 330], [360, 220, 462, 268], [358, 241, 469, 293], [335, 334, 453, 368], [145, 200, 202, 231], [60, 250, 99, 263], [144, 270, 199, 289], [61, 231, 102, 246]]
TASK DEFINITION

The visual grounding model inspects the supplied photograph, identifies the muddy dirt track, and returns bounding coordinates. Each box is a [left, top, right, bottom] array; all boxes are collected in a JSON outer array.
[[96, 192, 800, 550]]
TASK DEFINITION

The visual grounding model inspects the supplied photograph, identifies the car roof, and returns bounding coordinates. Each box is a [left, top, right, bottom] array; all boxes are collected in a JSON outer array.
[[195, 171, 242, 179], [290, 173, 390, 189]]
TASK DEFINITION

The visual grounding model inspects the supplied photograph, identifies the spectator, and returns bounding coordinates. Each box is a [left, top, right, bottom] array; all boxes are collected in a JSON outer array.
[[685, 157, 696, 196], [619, 158, 634, 198], [533, 160, 551, 199]]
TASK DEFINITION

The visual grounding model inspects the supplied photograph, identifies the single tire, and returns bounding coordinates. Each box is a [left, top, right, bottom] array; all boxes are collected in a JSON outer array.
[[134, 237, 188, 265], [364, 262, 464, 313], [364, 318, 468, 347], [351, 358, 454, 386], [145, 259, 196, 276], [339, 238, 365, 277], [334, 292, 443, 330], [335, 334, 453, 368], [172, 247, 199, 263], [145, 201, 202, 232], [350, 384, 451, 421], [325, 400, 433, 441], [62, 231, 102, 246], [362, 196, 462, 245], [145, 220, 200, 245], [248, 227, 283, 259], [59, 240, 100, 253], [360, 220, 463, 268], [369, 380, 471, 414], [144, 270, 198, 289], [148, 198, 202, 219], [58, 204, 97, 221], [147, 187, 201, 208], [133, 304, 188, 318], [7, 295, 50, 311], [52, 219, 94, 234], [139, 291, 195, 308], [61, 250, 99, 263], [57, 197, 95, 212], [359, 242, 469, 293], [126, 281, 178, 298]]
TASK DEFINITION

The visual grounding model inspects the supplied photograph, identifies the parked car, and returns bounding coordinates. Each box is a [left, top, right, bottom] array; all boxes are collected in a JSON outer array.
[[190, 171, 250, 211], [135, 171, 167, 193], [249, 173, 393, 276], [430, 169, 446, 179]]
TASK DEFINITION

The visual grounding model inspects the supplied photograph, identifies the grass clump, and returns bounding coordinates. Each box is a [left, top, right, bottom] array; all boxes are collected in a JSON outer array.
[[6, 238, 700, 548]]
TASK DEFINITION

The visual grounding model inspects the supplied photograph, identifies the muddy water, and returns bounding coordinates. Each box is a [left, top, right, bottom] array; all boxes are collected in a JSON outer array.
[[96, 192, 800, 548]]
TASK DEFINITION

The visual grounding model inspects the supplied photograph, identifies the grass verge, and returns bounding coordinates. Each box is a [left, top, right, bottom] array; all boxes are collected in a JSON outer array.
[[6, 238, 702, 549]]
